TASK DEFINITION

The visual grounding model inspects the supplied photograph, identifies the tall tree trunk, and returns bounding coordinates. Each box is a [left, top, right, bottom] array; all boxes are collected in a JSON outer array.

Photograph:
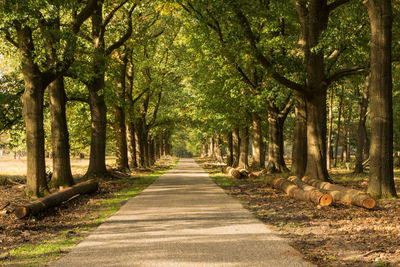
[[135, 119, 145, 168], [291, 93, 307, 177], [327, 88, 334, 170], [127, 122, 137, 169], [226, 132, 233, 166], [114, 53, 129, 172], [49, 77, 74, 187], [232, 129, 241, 167], [149, 138, 155, 165], [251, 113, 265, 169], [86, 88, 108, 176], [16, 24, 49, 197], [215, 134, 223, 162], [86, 4, 108, 177], [115, 105, 128, 171], [209, 137, 215, 158], [364, 0, 397, 198], [296, 1, 331, 181], [355, 76, 369, 173], [267, 110, 289, 173], [334, 86, 344, 167], [238, 127, 249, 169]]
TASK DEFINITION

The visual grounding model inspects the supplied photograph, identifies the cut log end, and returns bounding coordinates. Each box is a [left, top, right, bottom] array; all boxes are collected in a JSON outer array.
[[319, 193, 333, 207], [362, 198, 376, 209], [15, 207, 28, 219]]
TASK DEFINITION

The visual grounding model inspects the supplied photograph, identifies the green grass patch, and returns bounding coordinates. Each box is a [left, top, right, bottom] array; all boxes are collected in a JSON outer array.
[[1, 160, 178, 267]]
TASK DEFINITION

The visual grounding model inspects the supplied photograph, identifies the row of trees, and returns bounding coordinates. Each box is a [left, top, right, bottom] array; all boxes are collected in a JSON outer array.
[[0, 0, 182, 197], [1, 0, 399, 200], [173, 0, 399, 199]]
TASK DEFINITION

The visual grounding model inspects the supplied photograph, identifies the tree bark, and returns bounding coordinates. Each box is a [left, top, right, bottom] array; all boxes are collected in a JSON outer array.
[[334, 86, 344, 167], [251, 113, 265, 169], [355, 76, 369, 173], [238, 127, 249, 169], [135, 118, 145, 168], [327, 88, 334, 170], [226, 132, 234, 166], [364, 0, 397, 198], [17, 25, 49, 197], [85, 4, 108, 177], [215, 134, 224, 162], [232, 129, 241, 167], [49, 77, 74, 187], [267, 109, 289, 173], [127, 122, 137, 169], [114, 53, 129, 172], [291, 93, 307, 177]]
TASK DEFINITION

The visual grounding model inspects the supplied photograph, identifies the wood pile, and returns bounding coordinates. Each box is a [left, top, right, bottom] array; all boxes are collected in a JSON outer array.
[[223, 167, 375, 209]]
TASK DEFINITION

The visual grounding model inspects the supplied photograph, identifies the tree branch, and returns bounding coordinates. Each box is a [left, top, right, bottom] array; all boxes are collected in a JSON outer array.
[[1, 28, 18, 47], [328, 0, 350, 13], [233, 6, 308, 95], [327, 65, 367, 85], [105, 4, 136, 55], [103, 0, 129, 28]]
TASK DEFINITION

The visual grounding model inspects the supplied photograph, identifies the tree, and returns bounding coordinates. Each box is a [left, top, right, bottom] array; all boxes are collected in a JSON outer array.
[[364, 0, 397, 198]]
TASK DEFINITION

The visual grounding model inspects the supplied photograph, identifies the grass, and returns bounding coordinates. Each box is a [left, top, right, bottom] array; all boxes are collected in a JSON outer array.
[[1, 158, 178, 267]]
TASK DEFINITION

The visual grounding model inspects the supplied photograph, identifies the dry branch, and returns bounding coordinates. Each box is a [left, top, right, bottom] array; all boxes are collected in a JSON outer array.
[[15, 179, 98, 219]]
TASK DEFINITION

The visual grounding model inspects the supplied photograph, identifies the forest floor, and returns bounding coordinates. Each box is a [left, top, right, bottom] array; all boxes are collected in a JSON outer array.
[[0, 155, 177, 266], [197, 158, 400, 267]]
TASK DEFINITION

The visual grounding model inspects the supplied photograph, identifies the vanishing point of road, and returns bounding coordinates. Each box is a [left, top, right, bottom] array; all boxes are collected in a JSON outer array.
[[51, 158, 314, 267]]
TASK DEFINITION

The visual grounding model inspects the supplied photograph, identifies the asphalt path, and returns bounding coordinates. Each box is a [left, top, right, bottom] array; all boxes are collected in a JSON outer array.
[[50, 158, 314, 267]]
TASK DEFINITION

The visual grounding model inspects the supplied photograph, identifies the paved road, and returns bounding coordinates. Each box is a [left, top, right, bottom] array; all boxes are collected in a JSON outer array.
[[51, 159, 314, 267]]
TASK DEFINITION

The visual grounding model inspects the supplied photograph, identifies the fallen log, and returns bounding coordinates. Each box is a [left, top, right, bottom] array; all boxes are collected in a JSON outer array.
[[301, 176, 375, 209], [15, 179, 98, 219], [271, 177, 332, 206], [226, 167, 241, 179]]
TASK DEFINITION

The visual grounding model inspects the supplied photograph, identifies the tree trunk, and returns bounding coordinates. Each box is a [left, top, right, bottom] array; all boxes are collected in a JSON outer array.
[[364, 0, 397, 198], [355, 76, 369, 173], [127, 122, 137, 169], [86, 4, 108, 177], [86, 88, 108, 177], [135, 119, 145, 168], [303, 91, 330, 181], [327, 88, 334, 170], [334, 86, 344, 167], [17, 25, 49, 197], [238, 127, 249, 169], [49, 77, 74, 187], [291, 93, 307, 177], [267, 110, 289, 173], [227, 132, 233, 166], [232, 129, 240, 167], [208, 137, 215, 158], [149, 138, 155, 165], [251, 113, 265, 169], [114, 53, 129, 172], [215, 134, 223, 162], [115, 105, 128, 171]]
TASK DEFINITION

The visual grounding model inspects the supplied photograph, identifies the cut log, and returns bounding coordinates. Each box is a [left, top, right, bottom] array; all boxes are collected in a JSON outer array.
[[15, 179, 98, 219], [236, 168, 249, 179], [287, 176, 333, 206], [226, 167, 241, 179], [271, 177, 332, 206], [301, 176, 376, 209]]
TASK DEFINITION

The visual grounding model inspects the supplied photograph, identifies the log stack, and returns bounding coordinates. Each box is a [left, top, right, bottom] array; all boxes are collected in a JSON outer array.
[[301, 176, 376, 209]]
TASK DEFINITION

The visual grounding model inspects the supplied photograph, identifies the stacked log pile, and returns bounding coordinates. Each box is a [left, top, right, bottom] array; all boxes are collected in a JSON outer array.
[[223, 167, 375, 209]]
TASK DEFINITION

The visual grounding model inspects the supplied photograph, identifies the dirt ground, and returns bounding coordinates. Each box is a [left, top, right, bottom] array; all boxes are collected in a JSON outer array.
[[0, 156, 174, 262], [199, 160, 400, 267]]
